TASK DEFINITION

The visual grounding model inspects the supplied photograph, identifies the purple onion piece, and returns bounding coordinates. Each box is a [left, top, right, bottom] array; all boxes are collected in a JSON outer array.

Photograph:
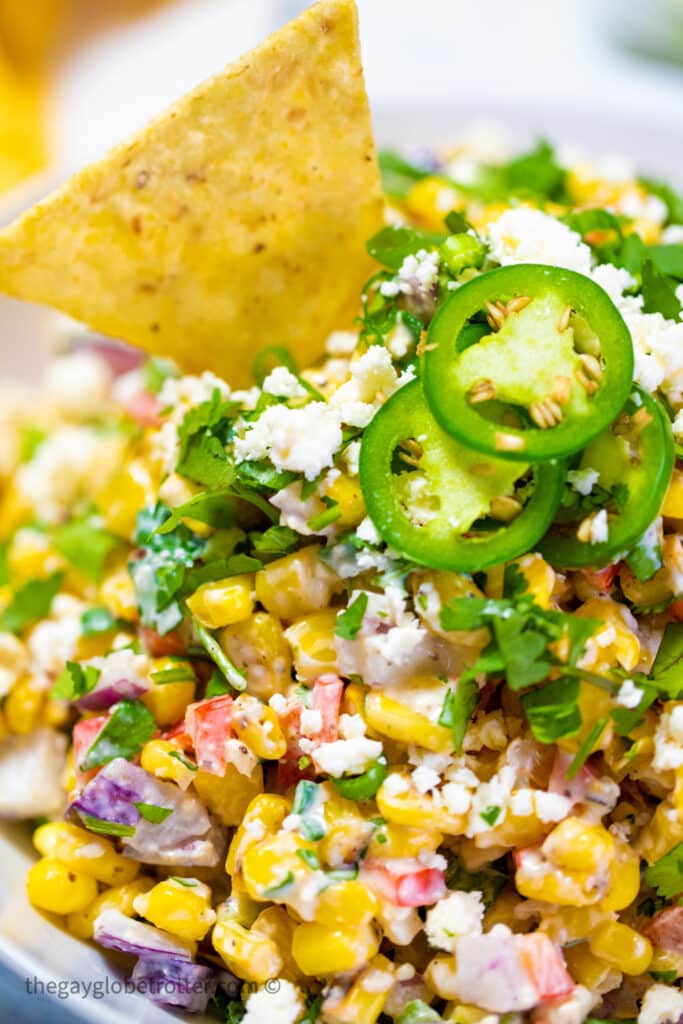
[[93, 910, 193, 961], [77, 678, 147, 711], [131, 956, 217, 1013]]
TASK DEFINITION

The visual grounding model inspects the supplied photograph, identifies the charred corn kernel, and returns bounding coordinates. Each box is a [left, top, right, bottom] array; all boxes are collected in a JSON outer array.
[[320, 814, 374, 869], [250, 906, 302, 983], [212, 914, 283, 983], [562, 943, 614, 989], [285, 609, 339, 681], [98, 569, 138, 621], [600, 841, 641, 912], [232, 694, 287, 760], [292, 920, 380, 975], [221, 884, 262, 928], [576, 597, 640, 671], [589, 921, 652, 975], [133, 877, 216, 942], [365, 689, 453, 754], [8, 528, 62, 582], [193, 763, 263, 827], [425, 954, 459, 999], [187, 575, 254, 629], [227, 793, 291, 875], [515, 852, 597, 907], [317, 881, 378, 929], [377, 773, 466, 835], [218, 612, 291, 701], [636, 802, 683, 864], [515, 553, 555, 609], [542, 817, 615, 874], [367, 823, 443, 860], [406, 177, 462, 229], [97, 458, 158, 539], [34, 822, 139, 886], [323, 954, 394, 1024], [140, 739, 196, 789], [241, 832, 316, 903], [255, 545, 341, 621], [27, 857, 98, 915], [67, 877, 154, 940], [5, 676, 45, 734], [663, 468, 683, 518], [324, 473, 366, 528]]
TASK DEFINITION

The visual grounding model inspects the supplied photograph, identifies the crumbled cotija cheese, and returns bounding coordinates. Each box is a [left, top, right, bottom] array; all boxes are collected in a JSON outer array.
[[234, 402, 342, 480]]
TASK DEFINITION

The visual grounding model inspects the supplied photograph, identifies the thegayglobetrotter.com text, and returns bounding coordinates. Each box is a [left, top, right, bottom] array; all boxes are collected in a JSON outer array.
[[24, 975, 282, 1001]]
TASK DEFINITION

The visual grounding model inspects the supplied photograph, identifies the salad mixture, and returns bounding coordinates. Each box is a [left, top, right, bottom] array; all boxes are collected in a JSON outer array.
[[3, 134, 683, 1024]]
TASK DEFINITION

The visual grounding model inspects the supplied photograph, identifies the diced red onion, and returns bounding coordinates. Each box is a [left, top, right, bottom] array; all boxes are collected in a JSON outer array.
[[77, 678, 147, 711], [131, 956, 217, 1013], [93, 909, 193, 960]]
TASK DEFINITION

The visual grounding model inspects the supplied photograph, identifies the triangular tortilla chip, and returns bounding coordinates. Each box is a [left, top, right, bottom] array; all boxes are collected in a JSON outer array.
[[0, 0, 383, 384]]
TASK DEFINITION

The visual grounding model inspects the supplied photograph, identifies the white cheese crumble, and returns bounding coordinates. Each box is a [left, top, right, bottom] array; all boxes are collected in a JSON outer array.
[[16, 426, 105, 524], [588, 508, 609, 545], [234, 402, 342, 480], [653, 704, 683, 771], [312, 737, 383, 777], [662, 225, 683, 244], [328, 346, 408, 428], [242, 980, 305, 1024], [380, 773, 409, 796], [397, 249, 440, 296], [566, 467, 600, 496], [300, 708, 323, 738], [262, 367, 307, 400], [325, 330, 358, 356], [616, 678, 645, 709], [412, 764, 441, 794], [338, 713, 366, 739], [45, 351, 113, 418], [638, 985, 683, 1024], [343, 439, 361, 476], [425, 890, 485, 950], [487, 208, 592, 275]]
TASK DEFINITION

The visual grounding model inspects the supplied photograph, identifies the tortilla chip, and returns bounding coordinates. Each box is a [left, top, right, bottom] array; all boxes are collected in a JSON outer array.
[[0, 0, 383, 384]]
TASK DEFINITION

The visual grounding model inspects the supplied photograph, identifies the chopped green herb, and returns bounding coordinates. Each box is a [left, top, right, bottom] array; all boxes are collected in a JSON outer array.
[[143, 356, 177, 394], [150, 665, 195, 685], [650, 623, 683, 698], [566, 717, 608, 780], [0, 571, 64, 634], [297, 849, 320, 870], [480, 805, 501, 827], [79, 699, 156, 771], [645, 842, 683, 899], [366, 225, 446, 271], [263, 871, 295, 898], [335, 593, 369, 640], [250, 525, 299, 561], [50, 661, 101, 701], [168, 750, 198, 772], [53, 518, 119, 582], [133, 802, 173, 824], [444, 853, 508, 908], [81, 607, 117, 636], [307, 500, 341, 533], [192, 617, 247, 692], [205, 669, 231, 698], [522, 675, 582, 744], [378, 150, 431, 199], [438, 680, 479, 753], [80, 815, 136, 838]]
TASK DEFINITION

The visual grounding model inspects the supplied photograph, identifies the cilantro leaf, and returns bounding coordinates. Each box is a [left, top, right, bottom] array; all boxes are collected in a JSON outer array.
[[181, 555, 262, 595], [378, 149, 431, 199], [156, 493, 236, 535], [335, 593, 368, 640], [522, 676, 581, 743], [50, 661, 101, 701], [651, 623, 683, 698], [0, 571, 63, 634], [444, 852, 509, 908], [438, 679, 480, 753], [176, 389, 238, 487], [480, 805, 501, 826], [610, 680, 657, 736], [250, 525, 299, 561], [502, 139, 566, 199], [566, 717, 608, 780], [366, 225, 446, 271], [234, 459, 298, 493], [625, 522, 663, 582], [131, 504, 205, 634], [79, 699, 156, 771], [493, 615, 551, 689], [81, 607, 117, 636], [648, 244, 683, 281], [641, 258, 682, 320], [645, 842, 683, 899], [639, 176, 683, 225], [205, 668, 231, 698], [54, 518, 119, 582], [80, 815, 136, 838], [133, 801, 173, 824]]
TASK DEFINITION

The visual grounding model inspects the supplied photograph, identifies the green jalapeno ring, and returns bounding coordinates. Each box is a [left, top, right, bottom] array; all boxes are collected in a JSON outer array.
[[538, 388, 674, 569], [359, 379, 566, 573], [423, 264, 634, 462]]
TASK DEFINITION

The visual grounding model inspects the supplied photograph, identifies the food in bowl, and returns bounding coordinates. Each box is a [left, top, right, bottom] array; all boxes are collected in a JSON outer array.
[[1, 1, 683, 1023]]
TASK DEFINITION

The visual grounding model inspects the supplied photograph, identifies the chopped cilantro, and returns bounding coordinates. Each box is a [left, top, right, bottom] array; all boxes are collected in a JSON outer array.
[[296, 849, 320, 870], [641, 258, 682, 320], [181, 554, 262, 595], [625, 522, 663, 582], [80, 815, 136, 838], [438, 680, 479, 753], [444, 853, 508, 908], [143, 356, 177, 394], [566, 717, 608, 780], [205, 668, 231, 698], [250, 525, 299, 561], [150, 665, 195, 685], [156, 492, 237, 534], [0, 571, 64, 634], [133, 802, 173, 824], [335, 593, 368, 640], [645, 842, 683, 899], [651, 623, 683, 698], [53, 518, 119, 582], [168, 750, 197, 772], [263, 871, 295, 898], [300, 993, 324, 1024], [378, 149, 431, 199], [20, 424, 46, 462], [50, 661, 101, 701], [522, 675, 582, 744], [480, 805, 501, 827], [502, 139, 566, 199], [81, 607, 117, 636], [192, 617, 247, 692], [79, 699, 156, 771], [366, 225, 446, 271]]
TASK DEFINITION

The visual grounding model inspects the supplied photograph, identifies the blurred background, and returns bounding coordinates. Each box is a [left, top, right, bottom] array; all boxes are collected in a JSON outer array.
[[0, 0, 682, 1020]]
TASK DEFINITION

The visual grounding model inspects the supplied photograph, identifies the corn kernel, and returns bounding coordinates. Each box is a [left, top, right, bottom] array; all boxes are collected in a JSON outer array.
[[227, 794, 291, 876], [377, 773, 466, 835], [576, 597, 640, 672], [241, 832, 316, 904], [193, 763, 263, 827], [97, 458, 158, 540], [636, 802, 683, 865], [367, 823, 443, 860], [365, 688, 453, 754], [134, 877, 216, 942], [5, 676, 45, 734], [8, 528, 62, 583], [317, 881, 378, 929], [141, 657, 196, 725], [292, 920, 380, 976], [255, 546, 341, 621], [515, 553, 556, 609], [663, 468, 683, 519], [323, 954, 394, 1024], [324, 474, 366, 528], [589, 921, 652, 975], [563, 942, 615, 989], [140, 738, 197, 789], [542, 818, 615, 874], [600, 841, 641, 912], [34, 822, 139, 886], [219, 612, 292, 701], [250, 906, 302, 983], [285, 609, 339, 681], [425, 954, 459, 999], [405, 177, 463, 229], [212, 913, 283, 983], [98, 569, 138, 621], [67, 877, 154, 940], [187, 575, 254, 629], [27, 857, 98, 915], [232, 694, 287, 760]]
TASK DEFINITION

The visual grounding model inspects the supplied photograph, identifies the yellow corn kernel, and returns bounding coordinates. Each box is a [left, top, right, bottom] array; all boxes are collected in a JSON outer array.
[[0, 482, 33, 541], [542, 817, 615, 875], [556, 680, 613, 756], [241, 832, 316, 904], [317, 881, 378, 929], [484, 890, 525, 933], [425, 954, 459, 999], [218, 612, 292, 701], [250, 906, 303, 983], [377, 773, 467, 835], [8, 528, 62, 583], [411, 570, 488, 645], [134, 877, 216, 942], [600, 841, 641, 912], [67, 877, 154, 940], [620, 536, 683, 607], [515, 553, 555, 610], [405, 177, 463, 229], [292, 920, 380, 976], [636, 802, 683, 864], [342, 681, 366, 716], [0, 632, 28, 696], [187, 575, 254, 629], [27, 857, 99, 915], [33, 821, 139, 886], [562, 943, 614, 990], [515, 852, 597, 907], [365, 689, 453, 754], [367, 823, 443, 860], [41, 697, 70, 728], [663, 468, 683, 518], [212, 914, 283, 983], [319, 810, 374, 869], [5, 676, 45, 734], [141, 658, 196, 726], [539, 905, 611, 945], [140, 738, 196, 789], [284, 609, 339, 681], [193, 763, 263, 827], [98, 569, 138, 621], [323, 954, 394, 1024], [649, 948, 683, 981], [232, 694, 287, 760], [589, 921, 652, 975], [576, 597, 640, 672], [226, 793, 291, 876], [255, 545, 341, 621], [324, 473, 366, 528], [0, 707, 7, 741], [97, 458, 158, 540]]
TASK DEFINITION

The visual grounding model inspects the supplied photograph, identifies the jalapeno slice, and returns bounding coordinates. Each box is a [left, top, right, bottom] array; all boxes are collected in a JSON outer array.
[[538, 389, 674, 569], [359, 379, 565, 572], [423, 264, 634, 462]]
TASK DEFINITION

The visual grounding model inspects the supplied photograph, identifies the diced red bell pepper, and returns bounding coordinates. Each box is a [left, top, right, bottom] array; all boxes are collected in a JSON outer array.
[[311, 675, 343, 742], [517, 933, 574, 1001], [162, 719, 193, 750], [185, 696, 234, 776], [581, 563, 619, 593], [362, 858, 446, 907], [275, 702, 315, 788], [72, 715, 108, 791], [138, 626, 187, 658]]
